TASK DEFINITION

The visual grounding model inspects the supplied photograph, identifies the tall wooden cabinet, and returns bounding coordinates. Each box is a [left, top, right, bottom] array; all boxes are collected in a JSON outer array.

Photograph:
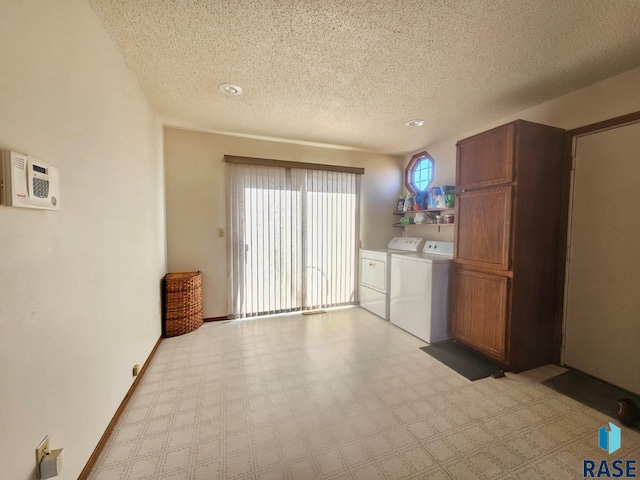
[[450, 120, 565, 372]]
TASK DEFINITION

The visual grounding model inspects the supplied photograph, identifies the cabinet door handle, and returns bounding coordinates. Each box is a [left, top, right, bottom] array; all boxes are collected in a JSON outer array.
[[369, 263, 375, 267]]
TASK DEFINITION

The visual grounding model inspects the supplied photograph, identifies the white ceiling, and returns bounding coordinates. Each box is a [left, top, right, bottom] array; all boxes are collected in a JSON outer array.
[[88, 0, 640, 155]]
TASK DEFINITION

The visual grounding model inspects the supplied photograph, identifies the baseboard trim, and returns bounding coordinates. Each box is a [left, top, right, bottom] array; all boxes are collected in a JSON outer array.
[[78, 336, 163, 480], [204, 315, 230, 322]]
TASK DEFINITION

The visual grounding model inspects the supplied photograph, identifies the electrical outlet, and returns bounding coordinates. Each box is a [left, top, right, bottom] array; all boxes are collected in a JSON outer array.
[[36, 436, 50, 477], [133, 364, 140, 377]]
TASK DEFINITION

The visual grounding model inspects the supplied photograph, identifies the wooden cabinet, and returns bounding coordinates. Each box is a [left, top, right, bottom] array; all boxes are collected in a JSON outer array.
[[450, 269, 509, 361], [457, 123, 515, 190], [450, 120, 565, 372], [455, 187, 512, 270]]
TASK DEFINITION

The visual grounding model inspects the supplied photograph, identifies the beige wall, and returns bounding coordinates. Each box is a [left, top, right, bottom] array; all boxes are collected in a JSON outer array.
[[401, 66, 640, 241], [407, 66, 640, 183], [0, 1, 166, 479], [164, 128, 403, 318]]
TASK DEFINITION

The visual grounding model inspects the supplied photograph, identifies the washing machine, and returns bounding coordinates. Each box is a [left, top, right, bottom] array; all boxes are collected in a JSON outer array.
[[389, 241, 454, 343], [359, 237, 426, 320]]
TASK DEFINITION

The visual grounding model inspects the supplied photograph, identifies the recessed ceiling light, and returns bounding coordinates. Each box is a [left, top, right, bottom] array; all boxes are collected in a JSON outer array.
[[405, 119, 424, 127], [219, 83, 243, 96]]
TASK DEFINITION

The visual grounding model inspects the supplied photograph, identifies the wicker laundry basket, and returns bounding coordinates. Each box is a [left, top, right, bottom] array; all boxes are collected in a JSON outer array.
[[163, 271, 203, 337]]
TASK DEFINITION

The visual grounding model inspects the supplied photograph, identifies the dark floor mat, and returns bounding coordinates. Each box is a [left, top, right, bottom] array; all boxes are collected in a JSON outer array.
[[542, 369, 640, 419], [420, 341, 504, 381]]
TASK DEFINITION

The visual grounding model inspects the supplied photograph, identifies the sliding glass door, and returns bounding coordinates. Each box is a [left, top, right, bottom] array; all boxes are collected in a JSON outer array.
[[226, 162, 360, 318]]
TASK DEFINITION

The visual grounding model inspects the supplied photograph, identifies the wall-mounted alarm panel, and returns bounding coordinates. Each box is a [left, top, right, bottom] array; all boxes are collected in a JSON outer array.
[[0, 150, 60, 210]]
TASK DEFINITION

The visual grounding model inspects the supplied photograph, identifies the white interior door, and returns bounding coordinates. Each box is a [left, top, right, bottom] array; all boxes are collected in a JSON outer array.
[[563, 121, 640, 395]]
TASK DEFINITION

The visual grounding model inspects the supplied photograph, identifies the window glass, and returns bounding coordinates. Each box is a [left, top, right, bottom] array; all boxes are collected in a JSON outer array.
[[406, 152, 434, 194]]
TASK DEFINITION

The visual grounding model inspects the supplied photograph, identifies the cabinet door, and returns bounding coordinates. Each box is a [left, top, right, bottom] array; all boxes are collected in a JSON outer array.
[[456, 123, 515, 190], [454, 186, 512, 270], [450, 268, 509, 362]]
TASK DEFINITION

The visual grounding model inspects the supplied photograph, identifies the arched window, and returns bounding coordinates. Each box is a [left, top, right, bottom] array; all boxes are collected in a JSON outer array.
[[405, 151, 434, 193]]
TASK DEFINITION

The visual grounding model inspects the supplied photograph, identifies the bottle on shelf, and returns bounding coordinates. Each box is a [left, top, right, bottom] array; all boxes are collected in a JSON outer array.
[[403, 193, 414, 212]]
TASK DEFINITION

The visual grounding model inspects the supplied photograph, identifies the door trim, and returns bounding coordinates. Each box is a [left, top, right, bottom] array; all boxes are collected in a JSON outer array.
[[559, 137, 579, 366], [566, 111, 640, 137]]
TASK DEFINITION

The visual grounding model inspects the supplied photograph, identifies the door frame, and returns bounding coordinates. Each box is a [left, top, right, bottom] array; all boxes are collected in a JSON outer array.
[[553, 110, 640, 364]]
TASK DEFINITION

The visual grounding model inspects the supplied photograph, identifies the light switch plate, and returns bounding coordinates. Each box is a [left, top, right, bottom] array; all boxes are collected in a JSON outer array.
[[36, 436, 50, 478]]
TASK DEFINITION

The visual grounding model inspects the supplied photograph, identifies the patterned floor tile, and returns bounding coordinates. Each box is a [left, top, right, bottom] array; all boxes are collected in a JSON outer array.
[[85, 308, 629, 480]]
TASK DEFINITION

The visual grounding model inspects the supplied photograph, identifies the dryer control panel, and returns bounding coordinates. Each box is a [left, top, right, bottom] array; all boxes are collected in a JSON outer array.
[[423, 241, 454, 256], [387, 237, 425, 252]]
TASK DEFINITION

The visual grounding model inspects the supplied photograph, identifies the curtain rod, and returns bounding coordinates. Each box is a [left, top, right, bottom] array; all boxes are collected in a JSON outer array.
[[224, 155, 364, 174]]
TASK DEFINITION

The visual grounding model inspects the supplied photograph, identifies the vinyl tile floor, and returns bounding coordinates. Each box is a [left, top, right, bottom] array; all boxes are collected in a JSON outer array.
[[87, 307, 640, 480]]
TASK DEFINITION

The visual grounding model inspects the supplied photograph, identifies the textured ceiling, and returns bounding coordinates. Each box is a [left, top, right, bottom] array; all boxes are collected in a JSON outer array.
[[88, 0, 640, 155]]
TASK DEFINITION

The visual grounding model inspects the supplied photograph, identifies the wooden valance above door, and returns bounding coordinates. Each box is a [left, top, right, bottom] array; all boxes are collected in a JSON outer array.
[[224, 155, 364, 175]]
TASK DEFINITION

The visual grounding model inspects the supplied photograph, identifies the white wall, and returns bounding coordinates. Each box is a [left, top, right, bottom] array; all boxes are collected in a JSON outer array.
[[164, 128, 403, 318], [0, 2, 166, 479]]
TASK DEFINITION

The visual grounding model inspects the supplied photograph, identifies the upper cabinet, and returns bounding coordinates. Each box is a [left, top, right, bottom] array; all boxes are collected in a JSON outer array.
[[456, 123, 515, 190]]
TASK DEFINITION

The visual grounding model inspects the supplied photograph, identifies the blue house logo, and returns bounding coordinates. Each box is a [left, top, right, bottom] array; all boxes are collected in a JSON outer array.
[[598, 422, 621, 454], [583, 422, 637, 478]]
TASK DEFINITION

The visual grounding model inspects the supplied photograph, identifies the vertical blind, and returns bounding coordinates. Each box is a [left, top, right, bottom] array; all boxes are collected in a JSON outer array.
[[225, 158, 361, 318]]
